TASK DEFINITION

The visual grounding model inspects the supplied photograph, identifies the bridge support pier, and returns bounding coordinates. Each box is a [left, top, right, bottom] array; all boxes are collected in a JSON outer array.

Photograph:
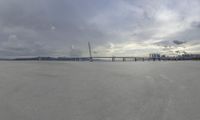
[[123, 57, 126, 62], [112, 57, 115, 62]]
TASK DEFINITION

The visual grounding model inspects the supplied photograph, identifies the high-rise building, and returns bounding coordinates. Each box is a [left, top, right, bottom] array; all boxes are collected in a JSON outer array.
[[149, 53, 161, 59]]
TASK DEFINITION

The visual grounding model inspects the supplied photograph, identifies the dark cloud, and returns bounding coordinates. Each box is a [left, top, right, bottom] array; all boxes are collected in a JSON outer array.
[[155, 40, 174, 47], [191, 21, 200, 28], [155, 40, 187, 49], [166, 27, 200, 43], [173, 40, 186, 45], [0, 41, 51, 57]]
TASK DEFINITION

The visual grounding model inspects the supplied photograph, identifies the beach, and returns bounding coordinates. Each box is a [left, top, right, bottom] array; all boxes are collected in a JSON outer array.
[[0, 61, 199, 120]]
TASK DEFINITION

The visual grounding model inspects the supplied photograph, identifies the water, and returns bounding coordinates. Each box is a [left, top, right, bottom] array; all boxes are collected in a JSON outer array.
[[0, 61, 199, 120]]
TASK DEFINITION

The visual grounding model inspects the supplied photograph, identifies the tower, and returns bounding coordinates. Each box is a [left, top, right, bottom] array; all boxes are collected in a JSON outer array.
[[88, 42, 93, 62]]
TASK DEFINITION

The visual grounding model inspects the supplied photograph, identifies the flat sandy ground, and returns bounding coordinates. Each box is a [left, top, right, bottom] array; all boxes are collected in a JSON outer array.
[[0, 61, 199, 120]]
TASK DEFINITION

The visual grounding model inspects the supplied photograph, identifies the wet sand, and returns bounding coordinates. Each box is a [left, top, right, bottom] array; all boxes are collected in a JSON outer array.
[[0, 61, 199, 120]]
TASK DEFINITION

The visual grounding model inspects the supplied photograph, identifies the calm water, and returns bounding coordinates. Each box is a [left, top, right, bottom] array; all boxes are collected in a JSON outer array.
[[0, 61, 199, 120]]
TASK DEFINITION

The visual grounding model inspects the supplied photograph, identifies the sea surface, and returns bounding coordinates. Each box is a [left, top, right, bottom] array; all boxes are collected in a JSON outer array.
[[0, 61, 199, 120]]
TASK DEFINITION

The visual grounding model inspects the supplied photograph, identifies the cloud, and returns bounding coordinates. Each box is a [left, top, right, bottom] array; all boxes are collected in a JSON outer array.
[[191, 21, 200, 28], [173, 40, 186, 45], [0, 34, 52, 57], [0, 0, 199, 57], [69, 45, 82, 57]]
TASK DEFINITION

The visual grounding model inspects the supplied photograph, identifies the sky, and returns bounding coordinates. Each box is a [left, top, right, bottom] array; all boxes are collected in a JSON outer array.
[[0, 0, 200, 57]]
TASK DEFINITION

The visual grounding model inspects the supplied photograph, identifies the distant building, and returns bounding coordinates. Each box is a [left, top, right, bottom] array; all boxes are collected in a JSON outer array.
[[181, 54, 200, 60], [149, 53, 161, 59]]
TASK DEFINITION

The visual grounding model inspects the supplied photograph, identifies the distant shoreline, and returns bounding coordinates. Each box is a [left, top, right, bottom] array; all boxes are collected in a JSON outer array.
[[0, 56, 199, 62]]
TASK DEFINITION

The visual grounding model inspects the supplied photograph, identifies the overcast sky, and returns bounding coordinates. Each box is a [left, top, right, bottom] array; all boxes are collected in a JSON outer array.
[[0, 0, 200, 57]]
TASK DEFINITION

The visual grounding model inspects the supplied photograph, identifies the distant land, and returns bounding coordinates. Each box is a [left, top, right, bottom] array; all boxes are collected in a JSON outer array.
[[0, 54, 200, 62]]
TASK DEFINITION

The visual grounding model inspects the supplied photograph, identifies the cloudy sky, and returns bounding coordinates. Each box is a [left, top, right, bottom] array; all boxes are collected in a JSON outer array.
[[0, 0, 200, 57]]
